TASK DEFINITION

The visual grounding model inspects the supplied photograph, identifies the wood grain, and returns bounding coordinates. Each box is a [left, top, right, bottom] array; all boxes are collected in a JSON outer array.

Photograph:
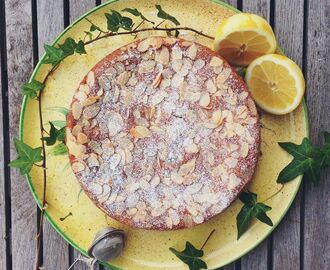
[[0, 24, 7, 270], [69, 2, 101, 269], [271, 1, 304, 269], [304, 0, 330, 269], [36, 0, 70, 269], [240, 1, 270, 269], [5, 0, 37, 269]]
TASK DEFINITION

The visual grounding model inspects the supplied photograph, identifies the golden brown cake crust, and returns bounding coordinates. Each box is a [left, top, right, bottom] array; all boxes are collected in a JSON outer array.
[[66, 37, 260, 230]]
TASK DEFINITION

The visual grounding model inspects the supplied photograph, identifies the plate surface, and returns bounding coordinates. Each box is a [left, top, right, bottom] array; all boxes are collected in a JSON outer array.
[[20, 0, 308, 269]]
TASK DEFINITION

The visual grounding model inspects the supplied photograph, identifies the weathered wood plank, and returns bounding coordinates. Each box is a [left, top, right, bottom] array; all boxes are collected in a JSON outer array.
[[0, 14, 8, 269], [271, 1, 304, 269], [36, 1, 70, 269], [69, 2, 101, 269], [5, 0, 37, 269], [240, 1, 270, 269], [304, 0, 330, 269]]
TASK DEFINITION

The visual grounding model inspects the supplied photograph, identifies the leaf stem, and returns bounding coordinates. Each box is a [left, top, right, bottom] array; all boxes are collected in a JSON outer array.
[[155, 19, 166, 28], [261, 184, 285, 203], [200, 229, 216, 250]]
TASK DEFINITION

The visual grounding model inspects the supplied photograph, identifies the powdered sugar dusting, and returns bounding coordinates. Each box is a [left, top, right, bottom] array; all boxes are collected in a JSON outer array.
[[66, 37, 260, 230]]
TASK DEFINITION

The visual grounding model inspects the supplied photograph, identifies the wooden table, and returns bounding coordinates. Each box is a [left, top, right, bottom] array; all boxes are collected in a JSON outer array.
[[0, 0, 329, 269]]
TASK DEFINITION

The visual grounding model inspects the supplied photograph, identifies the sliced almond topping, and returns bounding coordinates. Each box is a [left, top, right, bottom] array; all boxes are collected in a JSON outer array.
[[228, 173, 240, 189], [82, 96, 100, 106], [241, 142, 249, 158], [157, 47, 170, 65], [199, 92, 210, 107], [128, 208, 138, 216], [238, 91, 249, 101], [137, 39, 151, 52], [224, 157, 238, 168], [184, 143, 199, 154], [117, 71, 131, 86], [75, 91, 87, 103], [108, 112, 124, 137], [87, 153, 99, 167], [72, 162, 85, 173], [165, 37, 176, 45], [247, 98, 258, 116], [98, 185, 112, 203], [172, 59, 183, 72], [126, 182, 140, 193], [72, 102, 82, 120], [206, 79, 217, 94], [179, 158, 196, 176], [77, 132, 89, 144], [193, 59, 205, 70], [187, 44, 197, 60], [151, 90, 168, 105], [110, 153, 121, 170], [72, 124, 82, 137], [150, 174, 160, 187], [185, 91, 201, 103], [83, 104, 100, 120], [165, 216, 173, 229], [210, 56, 223, 67], [171, 172, 184, 184], [79, 84, 90, 94], [67, 134, 86, 158], [171, 46, 183, 60], [138, 60, 156, 73], [130, 126, 152, 139], [182, 41, 193, 47], [212, 110, 223, 126], [212, 164, 226, 178], [151, 72, 163, 89], [87, 71, 95, 87], [97, 88, 104, 97]]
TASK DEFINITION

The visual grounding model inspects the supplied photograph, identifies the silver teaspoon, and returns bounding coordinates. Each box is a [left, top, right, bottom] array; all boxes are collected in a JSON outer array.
[[67, 227, 126, 270]]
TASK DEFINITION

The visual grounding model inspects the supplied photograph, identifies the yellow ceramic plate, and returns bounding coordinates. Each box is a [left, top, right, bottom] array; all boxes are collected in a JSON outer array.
[[20, 0, 308, 269]]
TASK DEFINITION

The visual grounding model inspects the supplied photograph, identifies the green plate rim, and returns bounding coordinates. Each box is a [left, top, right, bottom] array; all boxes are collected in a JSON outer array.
[[18, 0, 310, 269]]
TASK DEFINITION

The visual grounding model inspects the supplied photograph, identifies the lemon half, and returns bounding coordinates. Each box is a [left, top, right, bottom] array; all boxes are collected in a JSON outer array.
[[214, 13, 277, 66], [245, 54, 305, 115]]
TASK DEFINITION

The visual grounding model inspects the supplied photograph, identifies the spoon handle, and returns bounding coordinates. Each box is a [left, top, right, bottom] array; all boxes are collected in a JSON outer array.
[[67, 254, 96, 270]]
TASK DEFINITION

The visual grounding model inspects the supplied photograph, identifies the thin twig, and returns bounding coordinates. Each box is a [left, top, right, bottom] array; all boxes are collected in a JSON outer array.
[[84, 26, 214, 45], [200, 229, 216, 250], [155, 19, 165, 28]]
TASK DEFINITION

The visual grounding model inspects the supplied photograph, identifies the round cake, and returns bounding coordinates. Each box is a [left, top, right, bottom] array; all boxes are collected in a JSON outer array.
[[66, 36, 260, 230]]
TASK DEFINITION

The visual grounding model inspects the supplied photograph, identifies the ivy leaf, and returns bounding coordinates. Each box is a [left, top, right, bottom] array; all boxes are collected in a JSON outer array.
[[105, 10, 133, 32], [122, 8, 155, 24], [41, 122, 66, 146], [59, 38, 86, 57], [277, 135, 330, 185], [75, 40, 86, 54], [43, 44, 64, 66], [51, 143, 68, 156], [21, 79, 44, 99], [50, 120, 66, 129], [237, 190, 273, 239], [84, 31, 93, 41], [155, 5, 180, 26], [170, 242, 207, 270], [9, 138, 43, 175]]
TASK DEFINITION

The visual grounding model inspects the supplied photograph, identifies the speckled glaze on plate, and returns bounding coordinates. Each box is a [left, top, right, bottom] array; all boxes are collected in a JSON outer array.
[[20, 0, 308, 269]]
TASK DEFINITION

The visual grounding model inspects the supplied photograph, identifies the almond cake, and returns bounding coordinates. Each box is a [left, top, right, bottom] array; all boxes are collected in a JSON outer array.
[[66, 36, 260, 230]]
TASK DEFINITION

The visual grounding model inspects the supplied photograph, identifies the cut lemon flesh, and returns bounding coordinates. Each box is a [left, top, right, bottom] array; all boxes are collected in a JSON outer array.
[[214, 13, 277, 66], [245, 54, 305, 115]]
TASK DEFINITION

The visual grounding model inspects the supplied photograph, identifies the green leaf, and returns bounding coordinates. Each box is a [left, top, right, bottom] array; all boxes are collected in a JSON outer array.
[[50, 120, 66, 129], [42, 122, 65, 146], [155, 5, 180, 26], [21, 79, 44, 99], [84, 31, 93, 41], [122, 8, 155, 24], [170, 242, 207, 270], [59, 38, 86, 56], [236, 190, 273, 239], [105, 10, 133, 32], [46, 106, 69, 116], [43, 44, 64, 66], [277, 135, 330, 185], [75, 40, 86, 54], [51, 143, 68, 156], [9, 138, 43, 175]]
